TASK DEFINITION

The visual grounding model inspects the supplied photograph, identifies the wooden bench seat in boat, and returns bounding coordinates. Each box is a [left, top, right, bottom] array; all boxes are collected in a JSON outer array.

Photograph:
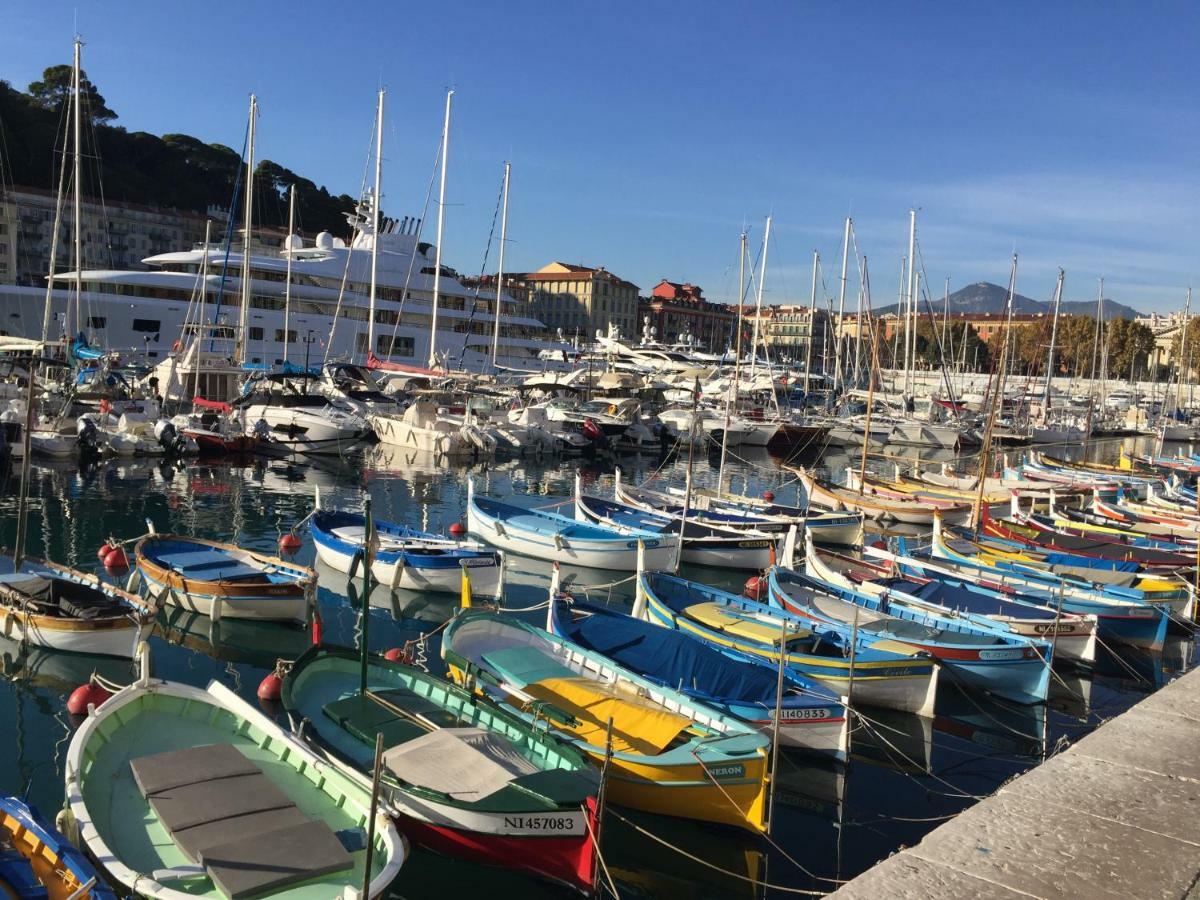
[[684, 602, 812, 648], [151, 550, 270, 583], [130, 743, 352, 898]]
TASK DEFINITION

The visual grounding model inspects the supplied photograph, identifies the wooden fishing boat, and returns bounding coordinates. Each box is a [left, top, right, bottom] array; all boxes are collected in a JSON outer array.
[[767, 568, 1052, 705], [573, 490, 777, 571], [613, 470, 865, 543], [1119, 445, 1200, 476], [548, 593, 849, 759], [804, 535, 1098, 667], [794, 467, 972, 525], [310, 508, 503, 596], [1027, 453, 1159, 490], [442, 609, 771, 833], [982, 509, 1194, 570], [133, 534, 315, 623], [0, 560, 151, 658], [1042, 501, 1196, 548], [638, 570, 939, 717], [1, 795, 117, 899], [466, 479, 678, 571], [282, 645, 599, 893], [929, 518, 1170, 650], [63, 649, 406, 899]]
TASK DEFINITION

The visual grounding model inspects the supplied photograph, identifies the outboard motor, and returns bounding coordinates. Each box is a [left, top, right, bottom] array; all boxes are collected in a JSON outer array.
[[154, 418, 188, 456], [76, 416, 100, 457], [253, 418, 272, 441]]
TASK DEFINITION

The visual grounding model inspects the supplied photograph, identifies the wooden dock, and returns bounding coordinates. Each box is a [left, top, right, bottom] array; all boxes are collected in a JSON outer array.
[[829, 665, 1200, 899]]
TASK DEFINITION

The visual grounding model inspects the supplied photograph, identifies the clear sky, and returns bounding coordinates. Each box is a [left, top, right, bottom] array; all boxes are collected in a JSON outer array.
[[2, 1, 1196, 312]]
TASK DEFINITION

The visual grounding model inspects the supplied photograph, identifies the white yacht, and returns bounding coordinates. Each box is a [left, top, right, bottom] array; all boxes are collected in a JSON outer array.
[[0, 199, 571, 380]]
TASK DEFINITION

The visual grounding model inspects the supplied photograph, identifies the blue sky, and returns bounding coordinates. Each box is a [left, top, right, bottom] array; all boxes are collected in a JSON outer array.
[[2, 1, 1197, 312]]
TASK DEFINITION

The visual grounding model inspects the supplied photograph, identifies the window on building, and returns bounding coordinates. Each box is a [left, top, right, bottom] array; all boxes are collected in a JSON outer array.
[[89, 316, 107, 328], [249, 327, 264, 341], [273, 328, 298, 343], [131, 318, 160, 334]]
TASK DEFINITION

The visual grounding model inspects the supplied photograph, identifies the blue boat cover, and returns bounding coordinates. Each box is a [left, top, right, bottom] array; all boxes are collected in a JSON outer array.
[[559, 604, 795, 705]]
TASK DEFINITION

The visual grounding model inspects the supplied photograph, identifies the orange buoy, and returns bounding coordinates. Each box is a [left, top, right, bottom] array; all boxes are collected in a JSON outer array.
[[311, 608, 323, 646], [448, 522, 467, 538], [743, 576, 766, 600], [279, 533, 302, 553], [103, 546, 128, 569], [257, 672, 283, 701]]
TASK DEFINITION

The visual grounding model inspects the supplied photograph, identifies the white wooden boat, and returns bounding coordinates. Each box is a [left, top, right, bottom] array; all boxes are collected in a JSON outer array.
[[467, 479, 677, 570]]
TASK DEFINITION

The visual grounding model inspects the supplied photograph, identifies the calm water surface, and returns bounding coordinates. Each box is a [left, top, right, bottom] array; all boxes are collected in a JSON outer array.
[[0, 436, 1192, 898]]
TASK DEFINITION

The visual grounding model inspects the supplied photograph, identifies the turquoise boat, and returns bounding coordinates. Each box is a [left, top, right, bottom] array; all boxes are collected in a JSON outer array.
[[64, 650, 406, 898]]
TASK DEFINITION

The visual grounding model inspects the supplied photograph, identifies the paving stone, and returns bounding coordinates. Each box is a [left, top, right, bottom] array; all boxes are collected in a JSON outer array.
[[999, 752, 1200, 846], [907, 791, 1199, 900], [1069, 706, 1200, 783], [829, 854, 1033, 899]]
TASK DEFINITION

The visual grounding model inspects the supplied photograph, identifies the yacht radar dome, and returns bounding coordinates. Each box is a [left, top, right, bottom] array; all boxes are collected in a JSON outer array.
[[315, 231, 334, 250]]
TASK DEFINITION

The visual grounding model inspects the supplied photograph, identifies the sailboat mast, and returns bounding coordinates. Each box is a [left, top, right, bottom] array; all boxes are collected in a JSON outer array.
[[428, 89, 454, 369], [717, 231, 748, 497], [747, 216, 772, 390], [41, 103, 71, 343], [491, 161, 510, 369], [1176, 286, 1191, 411], [236, 94, 257, 365], [193, 219, 210, 401], [283, 185, 296, 366], [904, 210, 917, 396], [832, 216, 851, 392], [804, 250, 819, 399], [368, 88, 385, 363], [70, 38, 83, 341], [1042, 268, 1064, 415]]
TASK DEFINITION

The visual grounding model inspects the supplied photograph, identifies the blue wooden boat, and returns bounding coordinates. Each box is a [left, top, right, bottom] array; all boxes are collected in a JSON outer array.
[[767, 568, 1052, 705], [310, 508, 502, 596], [1, 795, 117, 899], [547, 593, 849, 759], [133, 534, 314, 623], [573, 490, 777, 570], [638, 570, 939, 717], [467, 478, 678, 570]]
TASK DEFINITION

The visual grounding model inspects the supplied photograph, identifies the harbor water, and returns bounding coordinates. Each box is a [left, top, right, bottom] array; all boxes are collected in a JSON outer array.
[[0, 437, 1193, 898]]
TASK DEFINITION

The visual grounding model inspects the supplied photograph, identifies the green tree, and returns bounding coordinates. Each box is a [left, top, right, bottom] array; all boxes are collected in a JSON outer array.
[[1105, 318, 1155, 379], [27, 64, 117, 122]]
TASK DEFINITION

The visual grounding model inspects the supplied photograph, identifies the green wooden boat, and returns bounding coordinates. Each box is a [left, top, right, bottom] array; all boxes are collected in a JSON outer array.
[[282, 645, 599, 893], [63, 647, 406, 899]]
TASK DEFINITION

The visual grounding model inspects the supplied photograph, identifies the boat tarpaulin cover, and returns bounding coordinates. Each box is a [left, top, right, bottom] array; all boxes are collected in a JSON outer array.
[[382, 727, 539, 801], [562, 610, 782, 704], [523, 677, 691, 755]]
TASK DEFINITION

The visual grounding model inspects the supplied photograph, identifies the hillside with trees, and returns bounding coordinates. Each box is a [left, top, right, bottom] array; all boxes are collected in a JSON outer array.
[[0, 64, 358, 235]]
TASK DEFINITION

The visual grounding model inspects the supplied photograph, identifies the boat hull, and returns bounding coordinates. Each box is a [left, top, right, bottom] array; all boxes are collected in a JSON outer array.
[[311, 530, 501, 596], [0, 606, 141, 657]]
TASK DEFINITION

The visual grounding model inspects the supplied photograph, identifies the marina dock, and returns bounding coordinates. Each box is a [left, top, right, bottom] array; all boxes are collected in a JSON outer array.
[[830, 665, 1200, 899]]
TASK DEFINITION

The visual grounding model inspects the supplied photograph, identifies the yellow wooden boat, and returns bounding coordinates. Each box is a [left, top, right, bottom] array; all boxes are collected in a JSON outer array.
[[1, 795, 117, 899], [442, 609, 770, 833]]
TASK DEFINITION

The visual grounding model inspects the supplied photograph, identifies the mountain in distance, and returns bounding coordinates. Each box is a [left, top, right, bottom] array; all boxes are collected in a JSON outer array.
[[874, 281, 1142, 320]]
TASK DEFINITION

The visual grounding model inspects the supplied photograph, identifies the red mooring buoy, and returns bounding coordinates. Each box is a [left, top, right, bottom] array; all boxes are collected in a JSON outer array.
[[762, 490, 776, 503], [279, 533, 302, 553], [383, 647, 406, 663], [67, 683, 111, 716], [97, 543, 112, 561], [448, 522, 467, 538], [103, 546, 128, 569], [743, 576, 766, 600], [257, 672, 283, 701]]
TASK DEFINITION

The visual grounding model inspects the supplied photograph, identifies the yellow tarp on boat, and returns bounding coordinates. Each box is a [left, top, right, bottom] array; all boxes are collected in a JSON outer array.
[[523, 676, 692, 756], [686, 602, 810, 646]]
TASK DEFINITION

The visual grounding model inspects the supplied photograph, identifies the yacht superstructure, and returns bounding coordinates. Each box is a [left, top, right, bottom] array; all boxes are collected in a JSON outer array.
[[0, 199, 570, 383]]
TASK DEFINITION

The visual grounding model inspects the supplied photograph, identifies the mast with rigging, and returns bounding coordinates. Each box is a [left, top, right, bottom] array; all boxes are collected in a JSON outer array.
[[428, 89, 454, 369]]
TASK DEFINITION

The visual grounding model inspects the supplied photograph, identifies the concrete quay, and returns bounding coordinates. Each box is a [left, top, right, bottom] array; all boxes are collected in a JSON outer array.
[[829, 666, 1200, 899]]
